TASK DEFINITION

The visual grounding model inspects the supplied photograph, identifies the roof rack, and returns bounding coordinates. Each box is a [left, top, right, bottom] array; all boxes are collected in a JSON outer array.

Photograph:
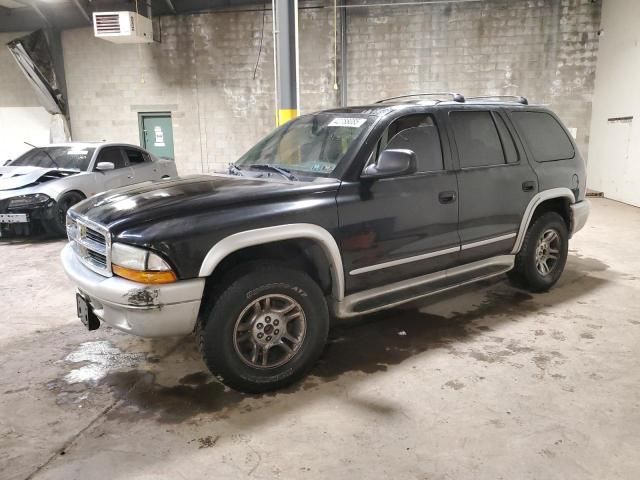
[[376, 92, 466, 104], [466, 95, 528, 105]]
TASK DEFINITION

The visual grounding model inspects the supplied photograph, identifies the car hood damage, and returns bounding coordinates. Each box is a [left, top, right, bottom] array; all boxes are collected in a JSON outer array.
[[0, 166, 80, 191]]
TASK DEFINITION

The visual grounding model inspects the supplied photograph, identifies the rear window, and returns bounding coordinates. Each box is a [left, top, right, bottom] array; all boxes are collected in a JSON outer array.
[[511, 111, 574, 162]]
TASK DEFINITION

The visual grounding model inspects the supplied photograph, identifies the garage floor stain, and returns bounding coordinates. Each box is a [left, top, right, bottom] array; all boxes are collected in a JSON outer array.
[[60, 286, 545, 424]]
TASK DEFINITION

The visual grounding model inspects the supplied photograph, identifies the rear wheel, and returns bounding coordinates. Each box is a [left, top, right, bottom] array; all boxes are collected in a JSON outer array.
[[508, 211, 568, 292], [44, 191, 85, 237], [197, 263, 329, 393]]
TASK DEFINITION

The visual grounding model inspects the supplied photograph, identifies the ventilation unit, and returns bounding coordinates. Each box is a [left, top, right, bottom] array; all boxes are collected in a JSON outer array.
[[93, 12, 154, 44]]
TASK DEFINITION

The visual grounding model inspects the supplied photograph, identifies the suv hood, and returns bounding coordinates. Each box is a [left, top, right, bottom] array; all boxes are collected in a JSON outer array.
[[0, 165, 80, 191], [72, 174, 340, 231]]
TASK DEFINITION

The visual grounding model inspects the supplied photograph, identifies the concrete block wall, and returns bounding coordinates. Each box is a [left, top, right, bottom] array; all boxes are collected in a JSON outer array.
[[62, 7, 339, 174], [346, 0, 601, 161], [61, 0, 601, 174], [0, 32, 40, 107], [0, 32, 53, 160]]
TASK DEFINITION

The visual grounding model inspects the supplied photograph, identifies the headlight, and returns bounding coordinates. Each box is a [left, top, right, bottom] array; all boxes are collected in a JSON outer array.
[[111, 243, 177, 284], [66, 215, 78, 241], [8, 193, 52, 209]]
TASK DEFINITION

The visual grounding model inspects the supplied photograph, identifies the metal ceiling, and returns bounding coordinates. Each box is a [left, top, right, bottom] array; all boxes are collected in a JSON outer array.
[[0, 0, 267, 33]]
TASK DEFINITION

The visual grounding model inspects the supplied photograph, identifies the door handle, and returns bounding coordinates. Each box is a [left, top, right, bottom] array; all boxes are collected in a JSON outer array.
[[522, 181, 536, 192], [438, 191, 457, 204]]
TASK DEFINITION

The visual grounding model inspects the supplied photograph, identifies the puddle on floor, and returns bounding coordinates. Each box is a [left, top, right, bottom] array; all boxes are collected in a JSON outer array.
[[63, 340, 146, 385]]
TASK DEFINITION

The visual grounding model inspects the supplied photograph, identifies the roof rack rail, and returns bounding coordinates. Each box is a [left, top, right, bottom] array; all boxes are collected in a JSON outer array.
[[376, 92, 466, 104], [466, 95, 528, 105]]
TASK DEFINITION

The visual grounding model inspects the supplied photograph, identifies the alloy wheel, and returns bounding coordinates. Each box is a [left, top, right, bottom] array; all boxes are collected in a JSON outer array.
[[232, 294, 306, 369], [535, 228, 561, 276]]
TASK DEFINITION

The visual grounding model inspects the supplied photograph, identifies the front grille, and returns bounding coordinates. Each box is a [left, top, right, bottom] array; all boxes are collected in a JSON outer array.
[[87, 250, 107, 268], [67, 214, 112, 277], [86, 227, 106, 246]]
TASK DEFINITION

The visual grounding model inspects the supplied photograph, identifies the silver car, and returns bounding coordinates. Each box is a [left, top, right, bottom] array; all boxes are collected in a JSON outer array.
[[0, 142, 177, 236]]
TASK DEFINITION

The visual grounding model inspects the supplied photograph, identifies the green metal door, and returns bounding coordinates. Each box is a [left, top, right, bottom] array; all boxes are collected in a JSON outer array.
[[139, 113, 175, 160]]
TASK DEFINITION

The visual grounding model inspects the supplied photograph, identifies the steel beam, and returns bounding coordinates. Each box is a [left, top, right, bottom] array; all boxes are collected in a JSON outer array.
[[28, 1, 51, 27], [272, 0, 299, 126], [43, 27, 70, 120], [71, 0, 92, 23], [164, 0, 177, 13], [339, 0, 347, 106]]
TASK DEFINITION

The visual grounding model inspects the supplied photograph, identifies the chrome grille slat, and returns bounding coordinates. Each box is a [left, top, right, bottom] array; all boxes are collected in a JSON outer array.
[[76, 236, 108, 255], [67, 213, 112, 277], [85, 227, 106, 246]]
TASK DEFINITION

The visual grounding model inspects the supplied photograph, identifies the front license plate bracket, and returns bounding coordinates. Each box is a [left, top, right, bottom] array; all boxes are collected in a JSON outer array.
[[76, 293, 100, 331]]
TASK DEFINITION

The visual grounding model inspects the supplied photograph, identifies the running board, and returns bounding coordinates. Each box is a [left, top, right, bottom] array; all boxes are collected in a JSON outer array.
[[333, 255, 515, 318]]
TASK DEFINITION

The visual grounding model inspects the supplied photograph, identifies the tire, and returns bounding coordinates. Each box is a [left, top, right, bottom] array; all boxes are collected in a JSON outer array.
[[198, 263, 330, 393], [44, 191, 85, 237], [508, 211, 568, 293]]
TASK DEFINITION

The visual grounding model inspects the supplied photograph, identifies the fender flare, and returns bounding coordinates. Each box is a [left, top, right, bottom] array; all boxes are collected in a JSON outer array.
[[511, 187, 575, 254], [198, 223, 345, 301]]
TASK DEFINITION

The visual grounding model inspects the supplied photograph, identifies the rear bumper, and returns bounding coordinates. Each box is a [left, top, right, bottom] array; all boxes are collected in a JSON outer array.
[[570, 199, 590, 235], [61, 243, 205, 337]]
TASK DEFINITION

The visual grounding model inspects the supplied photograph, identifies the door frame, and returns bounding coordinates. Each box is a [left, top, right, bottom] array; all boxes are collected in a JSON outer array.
[[138, 111, 173, 155]]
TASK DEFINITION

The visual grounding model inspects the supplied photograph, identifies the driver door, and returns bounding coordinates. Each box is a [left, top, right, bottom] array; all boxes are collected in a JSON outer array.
[[336, 113, 461, 295], [94, 147, 133, 190]]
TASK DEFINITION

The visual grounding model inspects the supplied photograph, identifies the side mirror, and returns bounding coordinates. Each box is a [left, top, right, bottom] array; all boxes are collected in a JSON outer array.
[[361, 149, 417, 180], [96, 161, 115, 172], [4, 159, 11, 166]]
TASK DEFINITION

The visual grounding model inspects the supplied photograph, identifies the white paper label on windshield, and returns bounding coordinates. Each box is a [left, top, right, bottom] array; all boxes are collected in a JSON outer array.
[[328, 117, 367, 128], [68, 150, 88, 155]]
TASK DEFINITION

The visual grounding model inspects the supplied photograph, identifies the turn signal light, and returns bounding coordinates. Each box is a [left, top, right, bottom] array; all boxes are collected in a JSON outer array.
[[112, 265, 177, 284]]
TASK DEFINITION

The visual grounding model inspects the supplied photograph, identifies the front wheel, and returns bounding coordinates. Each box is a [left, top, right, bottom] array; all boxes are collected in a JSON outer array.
[[44, 191, 85, 237], [508, 211, 569, 292], [197, 263, 329, 393]]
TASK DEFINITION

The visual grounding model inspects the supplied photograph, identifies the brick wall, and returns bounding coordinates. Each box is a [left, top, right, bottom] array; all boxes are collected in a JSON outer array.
[[61, 0, 601, 174]]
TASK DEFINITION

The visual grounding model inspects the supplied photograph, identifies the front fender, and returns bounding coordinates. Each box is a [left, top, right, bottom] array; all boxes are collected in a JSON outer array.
[[198, 223, 345, 301]]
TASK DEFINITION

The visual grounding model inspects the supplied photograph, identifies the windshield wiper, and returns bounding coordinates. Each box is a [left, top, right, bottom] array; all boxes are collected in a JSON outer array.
[[24, 142, 61, 170], [246, 164, 297, 181], [228, 163, 244, 176]]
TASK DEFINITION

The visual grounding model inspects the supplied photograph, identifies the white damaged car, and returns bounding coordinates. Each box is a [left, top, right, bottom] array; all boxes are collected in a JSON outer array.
[[0, 142, 177, 236]]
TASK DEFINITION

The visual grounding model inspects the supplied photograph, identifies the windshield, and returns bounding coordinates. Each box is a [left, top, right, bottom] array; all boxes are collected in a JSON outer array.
[[235, 113, 373, 176], [9, 146, 96, 171]]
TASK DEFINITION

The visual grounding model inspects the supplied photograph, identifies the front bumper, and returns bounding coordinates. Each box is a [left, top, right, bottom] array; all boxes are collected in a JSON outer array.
[[61, 243, 205, 337], [0, 213, 29, 224], [570, 199, 590, 235]]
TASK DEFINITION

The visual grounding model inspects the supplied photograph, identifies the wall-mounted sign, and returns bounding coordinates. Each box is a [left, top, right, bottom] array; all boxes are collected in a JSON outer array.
[[154, 126, 165, 147]]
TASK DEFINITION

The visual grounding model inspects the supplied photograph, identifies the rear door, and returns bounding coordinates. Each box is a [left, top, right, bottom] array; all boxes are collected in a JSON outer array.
[[95, 147, 133, 190], [446, 108, 537, 263], [337, 112, 461, 294]]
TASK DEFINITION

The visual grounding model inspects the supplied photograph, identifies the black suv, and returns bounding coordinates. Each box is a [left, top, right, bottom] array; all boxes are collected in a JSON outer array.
[[62, 93, 590, 393]]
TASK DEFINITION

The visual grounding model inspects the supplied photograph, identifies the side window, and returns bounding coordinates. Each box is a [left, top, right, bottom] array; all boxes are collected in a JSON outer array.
[[511, 111, 575, 162], [450, 111, 505, 168], [379, 114, 444, 172], [124, 148, 146, 165], [96, 147, 127, 169], [493, 113, 519, 164]]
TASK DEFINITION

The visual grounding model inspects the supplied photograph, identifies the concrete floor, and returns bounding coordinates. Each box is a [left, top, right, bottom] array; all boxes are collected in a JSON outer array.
[[1, 197, 639, 480]]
